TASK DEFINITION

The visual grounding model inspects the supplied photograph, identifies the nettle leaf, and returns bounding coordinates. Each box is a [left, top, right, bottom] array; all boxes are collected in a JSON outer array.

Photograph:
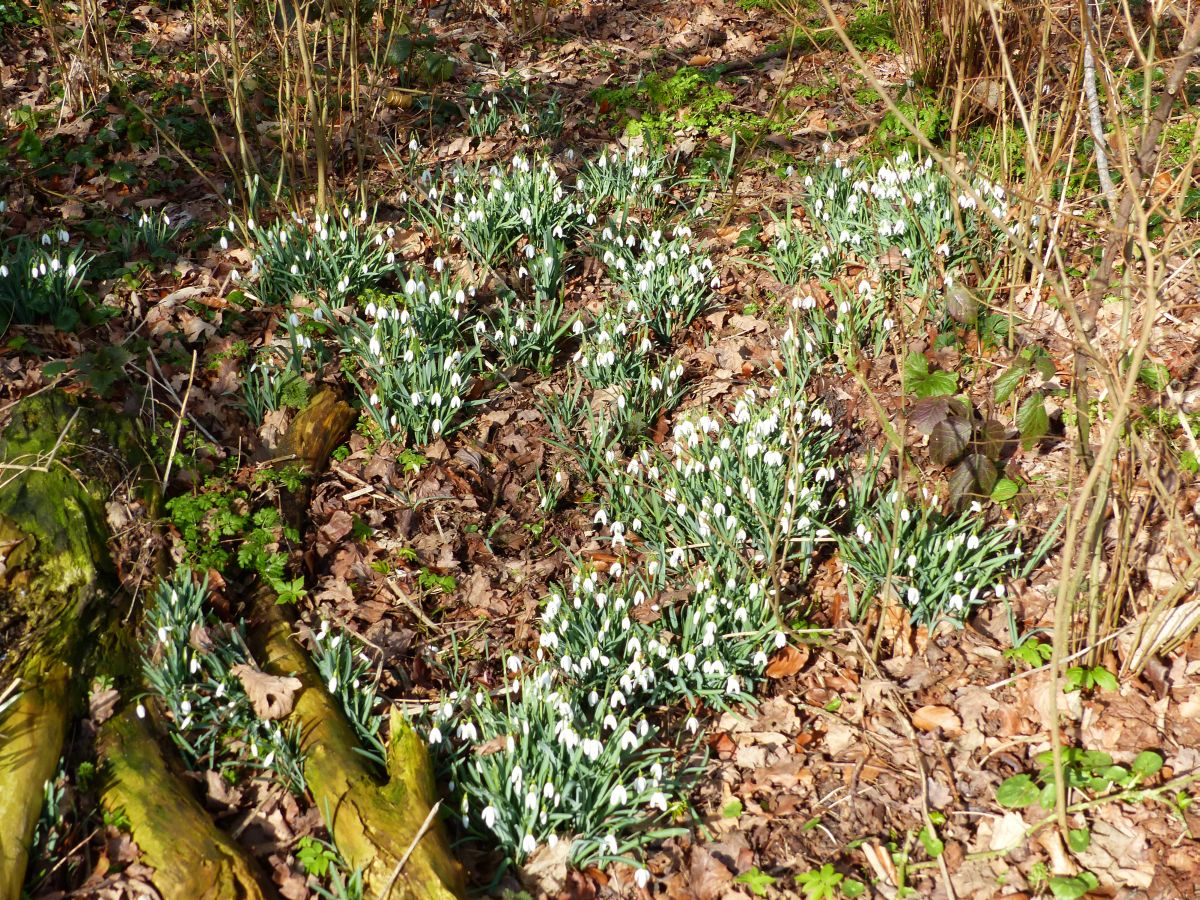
[[904, 351, 959, 398], [1016, 391, 1049, 449], [910, 396, 951, 436], [993, 362, 1028, 404], [996, 773, 1039, 808], [949, 454, 997, 507], [929, 416, 971, 465], [946, 282, 980, 325], [991, 477, 1020, 503]]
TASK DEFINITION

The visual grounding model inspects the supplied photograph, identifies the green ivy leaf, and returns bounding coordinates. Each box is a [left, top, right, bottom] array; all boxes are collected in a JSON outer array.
[[996, 774, 1040, 808], [1067, 827, 1091, 853], [1016, 391, 1049, 449]]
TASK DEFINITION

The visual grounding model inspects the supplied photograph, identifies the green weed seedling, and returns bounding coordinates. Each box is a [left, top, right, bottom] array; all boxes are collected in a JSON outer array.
[[735, 867, 777, 896], [1063, 664, 1119, 694], [795, 863, 864, 899], [296, 834, 366, 900]]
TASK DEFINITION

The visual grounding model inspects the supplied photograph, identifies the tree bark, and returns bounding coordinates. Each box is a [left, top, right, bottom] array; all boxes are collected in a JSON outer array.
[[0, 391, 268, 900], [97, 707, 272, 899], [251, 599, 466, 899]]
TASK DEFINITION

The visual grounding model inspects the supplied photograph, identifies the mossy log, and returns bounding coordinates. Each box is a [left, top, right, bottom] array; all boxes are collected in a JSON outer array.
[[251, 599, 465, 899], [0, 391, 267, 900], [0, 392, 134, 897], [248, 388, 465, 899], [97, 707, 272, 899]]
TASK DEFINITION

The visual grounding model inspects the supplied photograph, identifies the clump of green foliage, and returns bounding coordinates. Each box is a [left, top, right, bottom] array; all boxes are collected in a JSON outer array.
[[166, 477, 304, 602], [594, 67, 770, 143]]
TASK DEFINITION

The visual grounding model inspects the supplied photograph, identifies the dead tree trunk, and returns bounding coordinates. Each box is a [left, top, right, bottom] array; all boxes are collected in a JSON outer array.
[[0, 392, 269, 900]]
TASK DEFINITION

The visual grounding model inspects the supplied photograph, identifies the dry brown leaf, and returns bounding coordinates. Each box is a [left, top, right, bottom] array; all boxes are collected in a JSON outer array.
[[912, 705, 963, 735], [229, 664, 302, 720], [765, 644, 810, 678]]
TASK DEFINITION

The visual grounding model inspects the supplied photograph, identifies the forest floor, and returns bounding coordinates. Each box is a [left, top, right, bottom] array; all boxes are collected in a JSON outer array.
[[2, 0, 1200, 897]]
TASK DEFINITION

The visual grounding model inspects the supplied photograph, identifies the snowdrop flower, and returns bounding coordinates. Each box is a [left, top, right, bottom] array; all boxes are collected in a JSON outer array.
[[648, 792, 668, 812], [611, 784, 628, 806]]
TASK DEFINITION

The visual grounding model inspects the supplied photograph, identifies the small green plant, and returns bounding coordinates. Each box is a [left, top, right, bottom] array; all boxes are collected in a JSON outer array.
[[1064, 664, 1119, 694], [142, 568, 306, 793], [903, 351, 958, 398], [0, 232, 93, 330], [165, 479, 299, 599], [418, 569, 457, 594], [735, 867, 777, 896], [795, 863, 845, 899], [994, 344, 1060, 449], [838, 482, 1021, 626], [996, 748, 1164, 811], [296, 836, 340, 878], [1004, 635, 1052, 668], [296, 834, 365, 900], [1047, 871, 1100, 900]]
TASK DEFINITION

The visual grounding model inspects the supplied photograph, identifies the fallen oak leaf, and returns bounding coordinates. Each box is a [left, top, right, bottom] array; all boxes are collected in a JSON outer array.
[[229, 664, 303, 720], [765, 644, 810, 678]]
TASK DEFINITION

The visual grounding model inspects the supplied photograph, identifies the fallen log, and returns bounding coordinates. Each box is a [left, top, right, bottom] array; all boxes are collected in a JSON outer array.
[[0, 391, 269, 899], [96, 706, 272, 899], [248, 387, 466, 899]]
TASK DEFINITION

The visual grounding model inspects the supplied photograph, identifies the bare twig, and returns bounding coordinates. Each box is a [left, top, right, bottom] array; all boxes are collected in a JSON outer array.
[[381, 800, 441, 899]]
